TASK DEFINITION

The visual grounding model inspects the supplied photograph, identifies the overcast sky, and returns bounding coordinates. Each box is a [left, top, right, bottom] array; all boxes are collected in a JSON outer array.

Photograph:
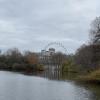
[[0, 0, 100, 53]]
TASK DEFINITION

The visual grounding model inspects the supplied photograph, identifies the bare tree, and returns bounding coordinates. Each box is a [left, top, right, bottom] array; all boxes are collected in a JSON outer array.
[[90, 17, 100, 44], [51, 52, 67, 65], [75, 45, 93, 71], [75, 44, 100, 71]]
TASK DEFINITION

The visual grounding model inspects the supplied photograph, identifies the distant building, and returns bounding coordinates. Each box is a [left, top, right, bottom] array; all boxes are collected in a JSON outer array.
[[38, 48, 56, 64], [41, 48, 55, 56], [49, 48, 55, 55], [41, 50, 46, 56]]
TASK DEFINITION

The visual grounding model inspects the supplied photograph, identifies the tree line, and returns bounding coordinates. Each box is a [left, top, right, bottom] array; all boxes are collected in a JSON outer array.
[[0, 48, 44, 74], [62, 17, 100, 73]]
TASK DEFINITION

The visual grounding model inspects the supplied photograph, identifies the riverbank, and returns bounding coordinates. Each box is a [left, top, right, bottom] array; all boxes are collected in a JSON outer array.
[[62, 62, 100, 84], [0, 64, 45, 75], [76, 69, 100, 84]]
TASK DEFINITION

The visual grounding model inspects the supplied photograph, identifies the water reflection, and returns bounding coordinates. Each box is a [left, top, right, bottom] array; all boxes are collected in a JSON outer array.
[[75, 83, 100, 100], [33, 65, 100, 100], [33, 65, 78, 81], [34, 70, 62, 80], [0, 69, 100, 100]]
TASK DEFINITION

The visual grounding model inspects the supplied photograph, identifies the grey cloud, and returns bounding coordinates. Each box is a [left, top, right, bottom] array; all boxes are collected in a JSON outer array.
[[0, 0, 99, 53]]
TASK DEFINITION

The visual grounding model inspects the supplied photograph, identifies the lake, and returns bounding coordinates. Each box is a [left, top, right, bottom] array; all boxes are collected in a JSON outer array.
[[0, 71, 100, 100]]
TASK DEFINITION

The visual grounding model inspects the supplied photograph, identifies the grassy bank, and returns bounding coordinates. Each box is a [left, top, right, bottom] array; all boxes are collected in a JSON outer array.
[[77, 69, 100, 83], [62, 61, 100, 84]]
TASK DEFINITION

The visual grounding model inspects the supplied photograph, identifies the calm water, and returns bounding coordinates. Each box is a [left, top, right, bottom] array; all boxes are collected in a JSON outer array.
[[0, 71, 100, 100]]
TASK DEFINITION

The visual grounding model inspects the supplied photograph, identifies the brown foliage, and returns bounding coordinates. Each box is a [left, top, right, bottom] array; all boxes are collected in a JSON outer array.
[[25, 52, 38, 64]]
